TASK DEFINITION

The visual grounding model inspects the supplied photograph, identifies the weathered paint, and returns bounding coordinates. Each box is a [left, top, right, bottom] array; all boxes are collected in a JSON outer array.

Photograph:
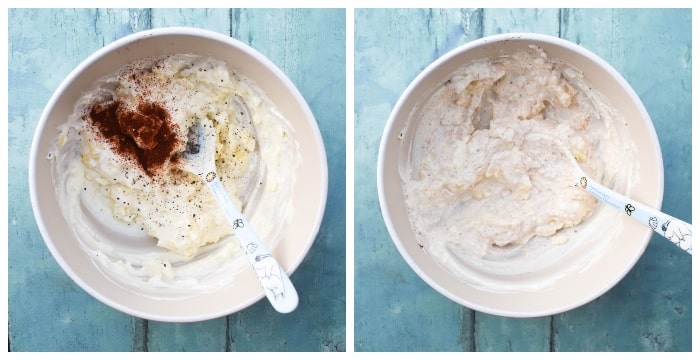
[[354, 8, 691, 352], [8, 8, 346, 352]]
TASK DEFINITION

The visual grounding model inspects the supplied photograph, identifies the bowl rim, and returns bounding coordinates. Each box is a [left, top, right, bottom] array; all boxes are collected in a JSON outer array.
[[29, 26, 328, 322], [377, 32, 664, 317]]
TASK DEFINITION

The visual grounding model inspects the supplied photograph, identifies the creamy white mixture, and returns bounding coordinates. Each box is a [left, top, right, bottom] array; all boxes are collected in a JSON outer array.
[[51, 54, 300, 296], [401, 46, 637, 291]]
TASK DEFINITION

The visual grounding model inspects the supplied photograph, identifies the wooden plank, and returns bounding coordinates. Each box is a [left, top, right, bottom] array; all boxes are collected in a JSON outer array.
[[474, 314, 551, 351], [609, 9, 692, 226], [482, 8, 560, 37], [554, 8, 692, 351], [471, 8, 561, 351], [7, 8, 147, 351], [128, 8, 234, 351], [151, 8, 231, 35], [147, 320, 228, 351], [354, 8, 480, 351], [228, 9, 347, 351]]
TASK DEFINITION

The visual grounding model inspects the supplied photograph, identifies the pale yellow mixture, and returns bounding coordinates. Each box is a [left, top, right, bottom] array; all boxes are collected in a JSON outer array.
[[52, 54, 299, 293]]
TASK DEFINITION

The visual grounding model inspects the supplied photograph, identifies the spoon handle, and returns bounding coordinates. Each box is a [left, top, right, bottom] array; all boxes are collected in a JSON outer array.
[[208, 177, 299, 313], [577, 175, 692, 254]]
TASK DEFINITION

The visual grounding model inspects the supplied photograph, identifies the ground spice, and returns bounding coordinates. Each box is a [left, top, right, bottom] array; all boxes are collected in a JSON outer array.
[[86, 100, 180, 176]]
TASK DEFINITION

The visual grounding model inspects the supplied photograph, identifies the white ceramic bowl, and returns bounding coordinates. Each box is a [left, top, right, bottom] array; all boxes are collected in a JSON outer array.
[[29, 27, 328, 322], [378, 33, 663, 317]]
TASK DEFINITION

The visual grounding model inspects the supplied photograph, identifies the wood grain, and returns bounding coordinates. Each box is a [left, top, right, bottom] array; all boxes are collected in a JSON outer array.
[[8, 8, 346, 351], [7, 7, 691, 352], [354, 8, 691, 352], [9, 8, 138, 351]]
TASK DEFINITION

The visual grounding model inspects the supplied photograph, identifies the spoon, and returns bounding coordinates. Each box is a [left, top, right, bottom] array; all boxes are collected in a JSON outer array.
[[526, 133, 692, 254], [181, 117, 299, 313]]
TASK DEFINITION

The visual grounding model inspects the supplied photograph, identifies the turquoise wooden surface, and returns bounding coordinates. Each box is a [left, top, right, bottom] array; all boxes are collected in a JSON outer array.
[[6, 7, 694, 353], [354, 8, 691, 351], [8, 8, 345, 351]]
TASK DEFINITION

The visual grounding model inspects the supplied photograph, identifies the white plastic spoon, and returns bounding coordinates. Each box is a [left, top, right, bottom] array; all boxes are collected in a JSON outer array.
[[527, 133, 692, 254], [181, 117, 299, 313]]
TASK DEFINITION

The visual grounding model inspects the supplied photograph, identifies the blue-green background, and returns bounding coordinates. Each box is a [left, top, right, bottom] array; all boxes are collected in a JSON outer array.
[[354, 8, 691, 351], [8, 8, 346, 351]]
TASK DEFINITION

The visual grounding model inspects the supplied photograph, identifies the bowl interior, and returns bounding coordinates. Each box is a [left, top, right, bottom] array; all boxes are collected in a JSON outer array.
[[30, 28, 327, 322], [379, 34, 662, 317]]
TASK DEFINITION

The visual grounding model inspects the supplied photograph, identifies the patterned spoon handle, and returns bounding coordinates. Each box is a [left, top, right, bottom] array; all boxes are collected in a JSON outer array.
[[575, 175, 692, 254], [208, 176, 299, 313]]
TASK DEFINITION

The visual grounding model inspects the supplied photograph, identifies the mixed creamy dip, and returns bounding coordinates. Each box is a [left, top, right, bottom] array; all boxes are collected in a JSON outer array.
[[51, 54, 300, 296], [401, 46, 637, 291]]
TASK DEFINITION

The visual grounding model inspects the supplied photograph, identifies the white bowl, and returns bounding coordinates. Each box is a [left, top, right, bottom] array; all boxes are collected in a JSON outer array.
[[29, 27, 328, 322], [377, 33, 663, 317]]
